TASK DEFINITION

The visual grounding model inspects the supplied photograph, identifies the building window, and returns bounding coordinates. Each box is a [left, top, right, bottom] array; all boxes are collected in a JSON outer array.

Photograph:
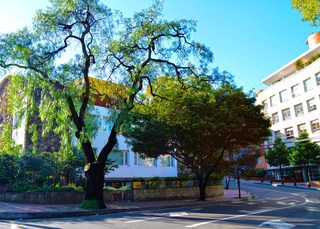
[[256, 157, 261, 165], [294, 103, 304, 117], [12, 113, 20, 129], [102, 116, 113, 132], [297, 123, 306, 134], [282, 108, 291, 121], [303, 78, 313, 92], [134, 152, 143, 166], [269, 95, 277, 107], [134, 152, 157, 167], [311, 119, 320, 132], [109, 150, 128, 166], [0, 114, 3, 126], [274, 130, 281, 139], [285, 127, 294, 139], [279, 90, 288, 102], [291, 84, 300, 97], [316, 72, 320, 85], [307, 98, 317, 112], [262, 100, 268, 110], [272, 112, 279, 124], [159, 155, 175, 167]]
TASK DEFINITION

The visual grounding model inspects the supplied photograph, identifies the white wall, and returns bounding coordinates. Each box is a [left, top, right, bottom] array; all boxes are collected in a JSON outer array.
[[257, 58, 320, 145], [91, 106, 178, 178], [12, 114, 26, 147], [257, 54, 320, 174]]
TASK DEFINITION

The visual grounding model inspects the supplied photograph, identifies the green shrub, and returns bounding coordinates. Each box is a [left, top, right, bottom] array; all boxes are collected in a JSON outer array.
[[131, 175, 222, 189], [255, 168, 266, 178], [80, 199, 99, 210], [295, 59, 305, 70], [0, 153, 17, 185]]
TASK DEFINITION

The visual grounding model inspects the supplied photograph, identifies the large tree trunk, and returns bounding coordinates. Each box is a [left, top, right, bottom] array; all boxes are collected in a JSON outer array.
[[198, 183, 206, 201], [82, 125, 117, 209], [197, 175, 208, 201], [84, 162, 106, 209], [225, 176, 231, 190], [307, 164, 311, 182]]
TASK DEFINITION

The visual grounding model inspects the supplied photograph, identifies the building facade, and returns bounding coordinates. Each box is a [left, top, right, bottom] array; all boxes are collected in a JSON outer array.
[[256, 32, 320, 182], [0, 76, 178, 180], [91, 105, 178, 179]]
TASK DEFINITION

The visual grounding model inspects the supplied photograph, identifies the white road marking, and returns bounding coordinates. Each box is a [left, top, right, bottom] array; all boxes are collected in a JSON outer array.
[[259, 218, 295, 229], [125, 216, 164, 223], [0, 222, 21, 229], [11, 223, 19, 229], [169, 212, 188, 217], [185, 193, 309, 228], [125, 211, 189, 223]]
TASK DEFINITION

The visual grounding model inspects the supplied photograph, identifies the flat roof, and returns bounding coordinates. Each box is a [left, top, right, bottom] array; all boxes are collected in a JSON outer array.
[[262, 43, 320, 86]]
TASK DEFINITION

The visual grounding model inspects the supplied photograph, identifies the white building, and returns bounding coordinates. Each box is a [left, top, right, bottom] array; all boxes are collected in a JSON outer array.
[[92, 106, 178, 179], [256, 32, 320, 182], [0, 76, 178, 180]]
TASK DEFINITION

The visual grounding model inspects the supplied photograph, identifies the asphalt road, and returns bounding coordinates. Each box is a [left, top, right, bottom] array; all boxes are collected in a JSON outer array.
[[1, 181, 319, 229]]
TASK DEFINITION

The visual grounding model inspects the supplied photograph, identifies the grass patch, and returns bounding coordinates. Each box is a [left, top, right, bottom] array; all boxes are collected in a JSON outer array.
[[79, 199, 99, 210]]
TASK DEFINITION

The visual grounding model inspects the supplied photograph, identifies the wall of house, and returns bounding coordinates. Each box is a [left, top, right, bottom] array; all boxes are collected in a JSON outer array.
[[1, 75, 178, 178], [91, 106, 178, 178], [0, 77, 12, 131], [256, 41, 320, 181], [0, 76, 61, 152], [257, 59, 320, 146]]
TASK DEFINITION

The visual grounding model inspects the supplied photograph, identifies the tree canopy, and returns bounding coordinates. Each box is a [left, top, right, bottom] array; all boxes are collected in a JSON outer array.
[[265, 137, 290, 180], [290, 131, 320, 182], [292, 0, 320, 26], [225, 146, 263, 197], [125, 77, 271, 200], [0, 0, 220, 208]]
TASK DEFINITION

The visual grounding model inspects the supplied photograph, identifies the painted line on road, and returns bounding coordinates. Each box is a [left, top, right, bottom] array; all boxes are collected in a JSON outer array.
[[259, 217, 295, 228], [125, 212, 189, 224], [185, 193, 309, 228], [125, 216, 164, 223], [5, 222, 34, 229]]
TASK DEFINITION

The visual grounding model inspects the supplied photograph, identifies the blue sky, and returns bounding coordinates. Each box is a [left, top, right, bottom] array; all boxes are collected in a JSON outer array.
[[0, 0, 316, 92]]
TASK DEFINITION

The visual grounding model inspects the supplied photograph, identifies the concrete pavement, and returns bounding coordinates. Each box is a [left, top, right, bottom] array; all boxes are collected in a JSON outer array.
[[1, 180, 319, 220], [253, 180, 320, 190], [0, 189, 251, 220]]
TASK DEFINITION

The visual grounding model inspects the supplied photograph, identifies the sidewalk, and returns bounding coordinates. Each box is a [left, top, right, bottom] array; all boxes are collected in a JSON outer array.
[[2, 181, 318, 220], [0, 189, 250, 220], [253, 180, 320, 190]]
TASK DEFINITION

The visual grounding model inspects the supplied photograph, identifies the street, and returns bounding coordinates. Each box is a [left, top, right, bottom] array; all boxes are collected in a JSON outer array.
[[1, 181, 319, 228]]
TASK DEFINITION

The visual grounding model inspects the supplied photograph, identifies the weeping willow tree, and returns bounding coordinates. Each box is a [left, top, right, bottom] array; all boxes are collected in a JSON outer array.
[[0, 0, 218, 208]]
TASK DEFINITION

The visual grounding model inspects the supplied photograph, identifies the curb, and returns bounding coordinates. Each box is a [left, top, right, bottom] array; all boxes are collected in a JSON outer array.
[[254, 182, 320, 191]]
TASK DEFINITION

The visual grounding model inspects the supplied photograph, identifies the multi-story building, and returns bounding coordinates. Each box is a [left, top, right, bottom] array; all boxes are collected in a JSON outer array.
[[0, 75, 178, 180], [256, 32, 320, 182]]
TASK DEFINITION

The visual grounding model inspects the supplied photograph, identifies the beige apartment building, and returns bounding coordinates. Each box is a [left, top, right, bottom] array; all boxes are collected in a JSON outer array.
[[256, 32, 320, 182]]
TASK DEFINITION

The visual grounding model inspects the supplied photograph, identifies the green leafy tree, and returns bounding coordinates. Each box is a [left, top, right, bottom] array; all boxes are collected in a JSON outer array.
[[290, 131, 320, 182], [225, 146, 263, 198], [292, 0, 320, 26], [0, 0, 214, 208], [125, 78, 271, 201], [265, 137, 290, 181], [0, 123, 22, 155]]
